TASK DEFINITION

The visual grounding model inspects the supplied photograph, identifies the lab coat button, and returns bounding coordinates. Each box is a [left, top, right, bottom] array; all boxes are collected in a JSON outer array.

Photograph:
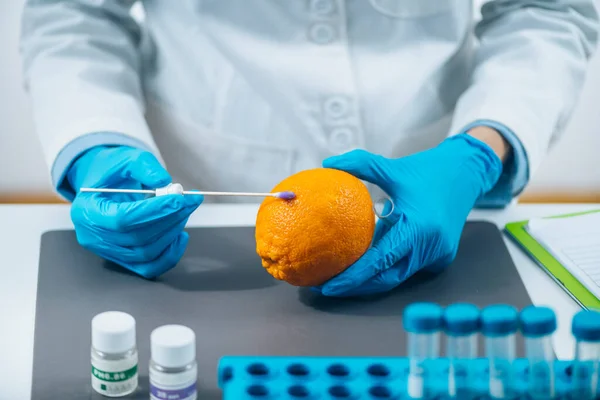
[[329, 128, 354, 152], [310, 0, 335, 15], [309, 23, 335, 44], [324, 96, 349, 118]]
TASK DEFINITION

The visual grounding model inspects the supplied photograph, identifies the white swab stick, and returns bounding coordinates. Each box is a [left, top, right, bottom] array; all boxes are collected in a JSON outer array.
[[79, 185, 295, 199], [80, 188, 155, 194], [183, 191, 285, 198]]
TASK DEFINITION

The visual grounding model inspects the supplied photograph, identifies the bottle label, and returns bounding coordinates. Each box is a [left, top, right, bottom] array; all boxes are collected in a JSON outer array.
[[150, 381, 197, 400], [91, 364, 138, 396]]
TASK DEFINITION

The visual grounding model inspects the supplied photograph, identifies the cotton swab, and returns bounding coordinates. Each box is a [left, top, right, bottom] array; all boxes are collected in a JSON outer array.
[[79, 183, 296, 200]]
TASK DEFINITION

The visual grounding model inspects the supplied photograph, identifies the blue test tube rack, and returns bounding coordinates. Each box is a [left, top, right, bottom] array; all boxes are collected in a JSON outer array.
[[217, 356, 577, 399], [216, 303, 600, 399]]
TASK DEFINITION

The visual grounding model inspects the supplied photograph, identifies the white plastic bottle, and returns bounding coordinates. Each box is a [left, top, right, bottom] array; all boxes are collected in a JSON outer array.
[[150, 325, 198, 400], [91, 311, 139, 397]]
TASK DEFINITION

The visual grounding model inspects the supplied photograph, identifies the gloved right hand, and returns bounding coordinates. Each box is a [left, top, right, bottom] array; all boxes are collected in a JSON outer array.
[[67, 145, 203, 278]]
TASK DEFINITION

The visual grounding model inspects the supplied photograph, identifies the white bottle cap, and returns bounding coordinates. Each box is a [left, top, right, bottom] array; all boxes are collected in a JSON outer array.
[[91, 311, 136, 354], [151, 325, 196, 368]]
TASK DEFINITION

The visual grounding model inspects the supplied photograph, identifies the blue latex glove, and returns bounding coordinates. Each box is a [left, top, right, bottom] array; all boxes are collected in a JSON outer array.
[[67, 145, 203, 278], [315, 133, 503, 297]]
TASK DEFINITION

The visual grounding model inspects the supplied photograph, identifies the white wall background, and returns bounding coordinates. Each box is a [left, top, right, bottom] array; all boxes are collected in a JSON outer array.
[[1, 0, 599, 197]]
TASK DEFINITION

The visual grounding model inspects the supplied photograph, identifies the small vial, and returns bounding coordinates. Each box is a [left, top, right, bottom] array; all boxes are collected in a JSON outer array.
[[150, 325, 198, 400], [518, 306, 557, 399], [571, 310, 600, 400], [443, 303, 480, 399], [481, 304, 518, 399], [403, 302, 443, 399], [91, 311, 139, 397]]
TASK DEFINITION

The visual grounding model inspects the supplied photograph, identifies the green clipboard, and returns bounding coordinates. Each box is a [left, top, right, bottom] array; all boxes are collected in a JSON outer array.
[[504, 209, 600, 310]]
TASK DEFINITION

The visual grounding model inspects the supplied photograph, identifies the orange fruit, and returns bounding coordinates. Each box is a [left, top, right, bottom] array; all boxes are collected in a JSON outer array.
[[255, 168, 376, 287]]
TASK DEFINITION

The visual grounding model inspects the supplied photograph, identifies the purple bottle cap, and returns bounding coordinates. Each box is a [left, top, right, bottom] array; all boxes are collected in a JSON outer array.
[[276, 191, 296, 200]]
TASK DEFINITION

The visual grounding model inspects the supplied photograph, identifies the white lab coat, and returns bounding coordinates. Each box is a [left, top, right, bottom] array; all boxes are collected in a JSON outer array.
[[19, 0, 599, 203]]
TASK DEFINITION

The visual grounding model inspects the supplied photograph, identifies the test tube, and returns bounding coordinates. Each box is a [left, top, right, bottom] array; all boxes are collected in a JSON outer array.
[[518, 306, 557, 399], [481, 304, 518, 399], [571, 310, 600, 399], [443, 303, 480, 399], [403, 302, 443, 399]]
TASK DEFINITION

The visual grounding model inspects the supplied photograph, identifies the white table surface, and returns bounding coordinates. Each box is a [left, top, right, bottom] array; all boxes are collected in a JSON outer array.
[[1, 203, 598, 399]]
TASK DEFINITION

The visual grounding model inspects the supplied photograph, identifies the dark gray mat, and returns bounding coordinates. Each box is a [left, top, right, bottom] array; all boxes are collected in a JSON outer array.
[[31, 221, 532, 399]]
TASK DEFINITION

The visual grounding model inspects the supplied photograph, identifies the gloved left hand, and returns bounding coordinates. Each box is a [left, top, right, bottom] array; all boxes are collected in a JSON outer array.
[[314, 133, 503, 297]]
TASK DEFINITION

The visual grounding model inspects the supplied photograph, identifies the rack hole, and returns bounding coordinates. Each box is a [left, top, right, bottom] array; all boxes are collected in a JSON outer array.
[[288, 385, 310, 398], [367, 363, 390, 377], [565, 365, 573, 377], [221, 366, 233, 382], [247, 384, 269, 397], [327, 363, 350, 377], [247, 363, 269, 376], [369, 385, 392, 398], [329, 385, 351, 398], [287, 363, 310, 376]]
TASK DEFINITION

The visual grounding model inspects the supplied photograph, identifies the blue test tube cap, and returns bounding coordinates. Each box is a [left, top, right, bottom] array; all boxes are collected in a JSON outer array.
[[481, 304, 518, 337], [572, 310, 600, 342], [518, 305, 557, 337], [403, 302, 443, 333], [443, 303, 480, 336]]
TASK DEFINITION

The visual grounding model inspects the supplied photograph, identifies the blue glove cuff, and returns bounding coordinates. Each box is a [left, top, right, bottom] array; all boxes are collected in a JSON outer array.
[[454, 120, 530, 208], [65, 145, 113, 194], [53, 131, 157, 202], [443, 133, 504, 198]]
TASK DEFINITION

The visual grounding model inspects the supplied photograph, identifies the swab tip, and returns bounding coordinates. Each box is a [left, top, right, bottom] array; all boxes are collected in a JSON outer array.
[[276, 191, 296, 200]]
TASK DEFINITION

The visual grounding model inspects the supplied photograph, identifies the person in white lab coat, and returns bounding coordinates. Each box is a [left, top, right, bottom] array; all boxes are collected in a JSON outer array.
[[19, 1, 599, 296]]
